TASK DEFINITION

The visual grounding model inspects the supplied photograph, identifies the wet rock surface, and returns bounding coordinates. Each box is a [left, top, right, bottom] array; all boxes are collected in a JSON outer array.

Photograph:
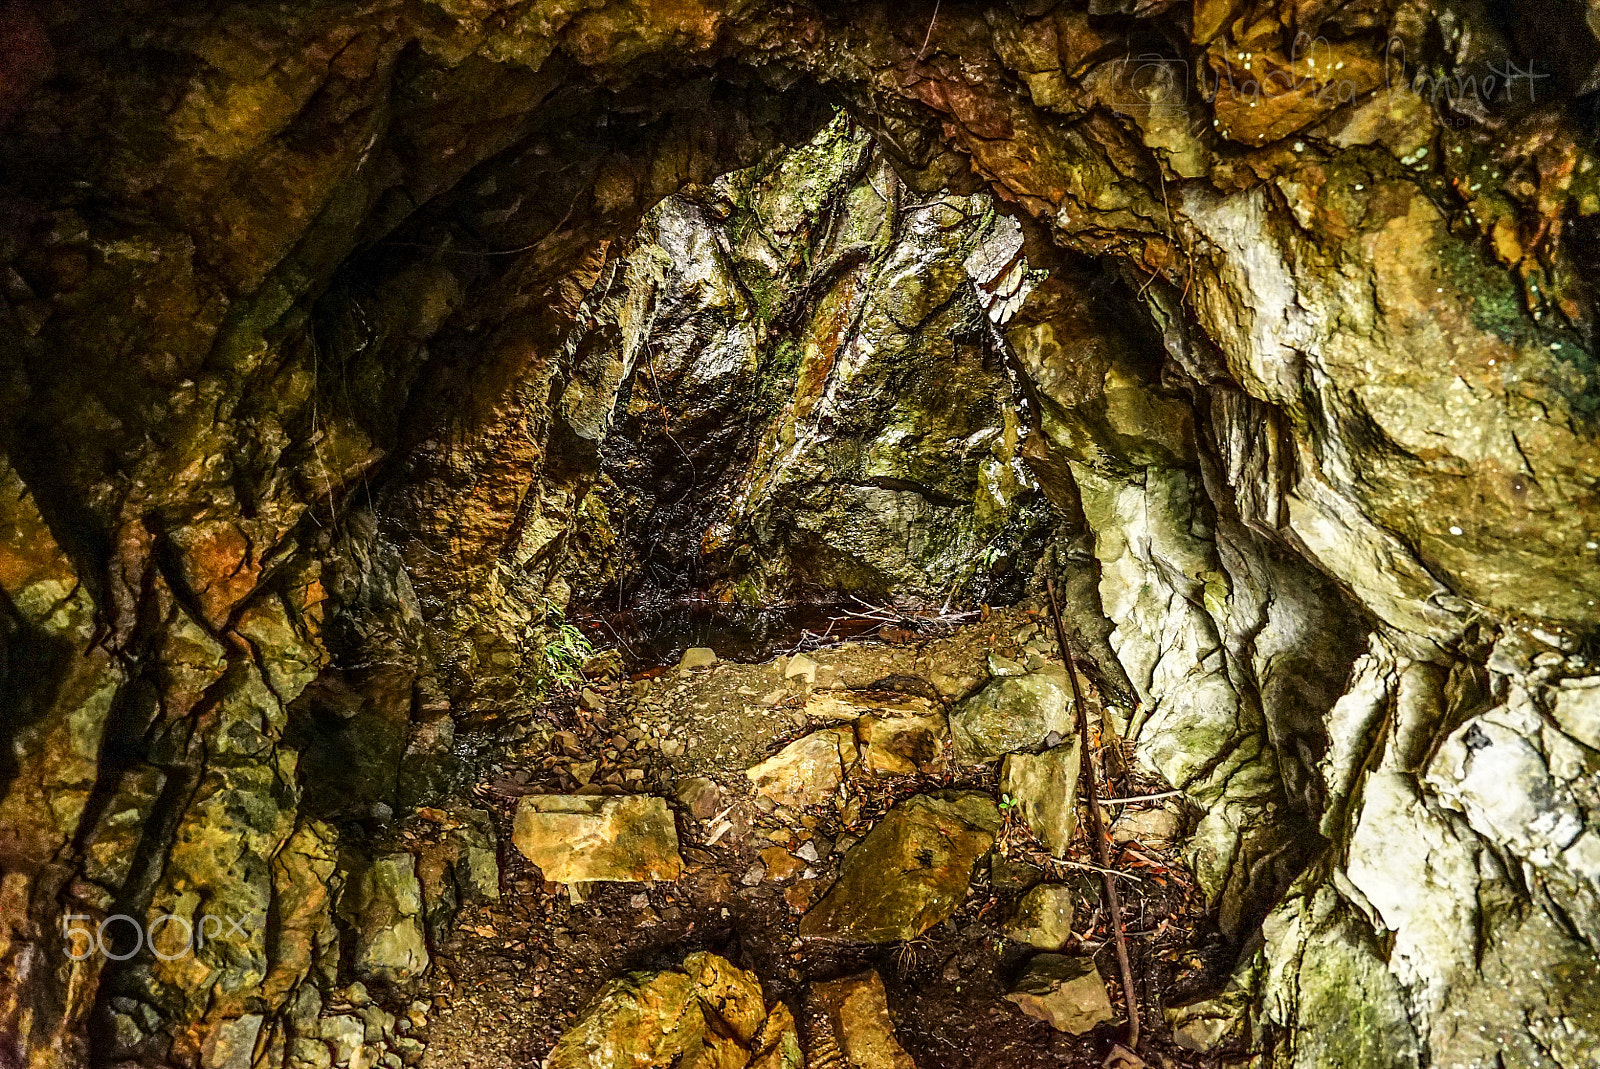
[[2, 4, 1599, 1067]]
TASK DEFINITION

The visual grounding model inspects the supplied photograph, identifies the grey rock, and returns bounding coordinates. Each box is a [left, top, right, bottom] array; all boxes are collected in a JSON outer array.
[[1000, 740, 1081, 857], [1005, 955, 1114, 1035], [951, 669, 1075, 762], [1005, 884, 1076, 951]]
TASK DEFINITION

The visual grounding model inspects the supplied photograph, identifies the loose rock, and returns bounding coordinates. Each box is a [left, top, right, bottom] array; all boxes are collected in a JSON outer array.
[[799, 791, 1000, 942], [673, 776, 722, 820], [745, 727, 857, 809], [1005, 954, 1115, 1035], [1004, 884, 1076, 951], [950, 668, 1075, 762], [999, 739, 1081, 857], [857, 708, 948, 775], [547, 951, 765, 1069], [1111, 805, 1181, 845], [812, 971, 916, 1069], [344, 854, 430, 983], [679, 647, 718, 670], [512, 795, 682, 884]]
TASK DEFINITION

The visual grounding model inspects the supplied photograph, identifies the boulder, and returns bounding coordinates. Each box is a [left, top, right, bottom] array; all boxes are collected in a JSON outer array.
[[800, 791, 1000, 942], [811, 972, 915, 1069], [950, 669, 1075, 762], [1005, 955, 1115, 1035], [1004, 884, 1076, 951], [745, 727, 858, 809], [999, 740, 1081, 857], [344, 854, 429, 983], [548, 951, 765, 1069], [512, 795, 682, 884]]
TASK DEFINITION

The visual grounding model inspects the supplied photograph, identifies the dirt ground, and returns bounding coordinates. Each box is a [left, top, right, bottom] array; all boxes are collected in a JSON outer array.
[[408, 606, 1231, 1069]]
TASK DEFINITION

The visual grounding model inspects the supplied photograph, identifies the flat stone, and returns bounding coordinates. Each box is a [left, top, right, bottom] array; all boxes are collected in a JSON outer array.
[[799, 791, 1000, 942], [812, 972, 915, 1069], [548, 951, 765, 1069], [1005, 954, 1115, 1035], [745, 727, 858, 809], [950, 668, 1075, 762], [1000, 739, 1081, 857], [678, 647, 718, 670], [1005, 884, 1076, 951], [803, 691, 875, 721], [987, 651, 1027, 677], [512, 795, 682, 884], [579, 686, 606, 711]]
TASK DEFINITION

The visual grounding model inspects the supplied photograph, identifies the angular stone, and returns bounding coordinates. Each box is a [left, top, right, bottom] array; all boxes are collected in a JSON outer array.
[[1000, 739, 1081, 857], [950, 669, 1075, 762], [512, 795, 682, 884], [857, 708, 948, 775], [673, 776, 721, 820], [1005, 884, 1076, 951], [1005, 954, 1114, 1035], [548, 951, 765, 1069], [812, 972, 915, 1069], [784, 654, 818, 684], [679, 647, 717, 671], [345, 854, 429, 983], [760, 846, 804, 883], [745, 727, 857, 809], [800, 791, 1000, 942], [749, 1001, 804, 1069]]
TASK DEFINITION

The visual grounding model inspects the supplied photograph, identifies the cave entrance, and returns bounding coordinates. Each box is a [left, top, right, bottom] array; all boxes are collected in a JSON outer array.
[[355, 116, 1215, 1069], [562, 114, 1061, 668]]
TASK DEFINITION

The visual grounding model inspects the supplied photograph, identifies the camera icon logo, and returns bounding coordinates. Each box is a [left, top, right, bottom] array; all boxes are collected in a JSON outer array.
[[1099, 53, 1190, 114]]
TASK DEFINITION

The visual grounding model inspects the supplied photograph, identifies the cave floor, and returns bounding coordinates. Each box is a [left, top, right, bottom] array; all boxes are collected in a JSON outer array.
[[407, 607, 1217, 1068]]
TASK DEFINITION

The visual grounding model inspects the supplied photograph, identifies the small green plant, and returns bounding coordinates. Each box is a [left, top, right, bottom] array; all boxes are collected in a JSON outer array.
[[543, 623, 594, 689], [998, 793, 1018, 811]]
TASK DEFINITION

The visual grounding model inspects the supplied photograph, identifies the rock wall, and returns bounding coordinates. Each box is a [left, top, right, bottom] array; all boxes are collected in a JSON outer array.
[[0, 1, 1597, 1067], [576, 117, 1054, 607]]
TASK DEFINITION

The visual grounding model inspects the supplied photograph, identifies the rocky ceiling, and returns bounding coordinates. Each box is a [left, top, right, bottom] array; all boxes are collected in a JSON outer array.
[[1, 1, 1599, 1067]]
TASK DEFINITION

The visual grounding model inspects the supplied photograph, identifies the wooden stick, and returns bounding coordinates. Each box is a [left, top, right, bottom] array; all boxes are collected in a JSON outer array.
[[1046, 576, 1142, 1052]]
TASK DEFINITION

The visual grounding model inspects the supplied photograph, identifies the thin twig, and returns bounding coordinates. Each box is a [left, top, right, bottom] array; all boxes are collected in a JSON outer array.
[[1100, 789, 1184, 804], [1046, 576, 1141, 1052], [917, 0, 941, 61]]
